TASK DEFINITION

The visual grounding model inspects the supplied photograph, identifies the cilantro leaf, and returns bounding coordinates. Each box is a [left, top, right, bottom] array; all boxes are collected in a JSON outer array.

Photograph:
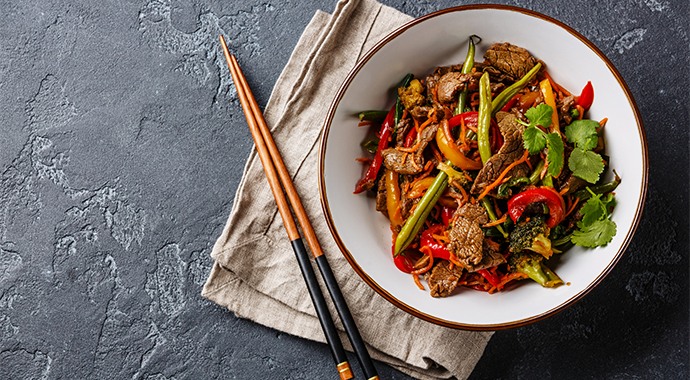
[[565, 119, 599, 150], [569, 148, 605, 183], [524, 104, 553, 129], [523, 126, 546, 154], [579, 193, 606, 227], [572, 218, 617, 247], [545, 133, 564, 177]]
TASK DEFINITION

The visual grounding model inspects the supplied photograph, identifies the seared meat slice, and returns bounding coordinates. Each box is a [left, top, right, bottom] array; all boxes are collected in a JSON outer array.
[[557, 95, 576, 125], [471, 112, 531, 195], [381, 148, 423, 175], [484, 42, 537, 81], [425, 261, 465, 298], [410, 105, 432, 121], [447, 203, 489, 267], [436, 71, 480, 104], [395, 118, 413, 147], [463, 240, 506, 272], [382, 123, 439, 175], [375, 175, 387, 214]]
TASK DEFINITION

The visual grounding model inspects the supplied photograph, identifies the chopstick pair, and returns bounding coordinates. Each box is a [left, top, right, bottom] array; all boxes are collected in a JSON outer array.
[[219, 36, 380, 380]]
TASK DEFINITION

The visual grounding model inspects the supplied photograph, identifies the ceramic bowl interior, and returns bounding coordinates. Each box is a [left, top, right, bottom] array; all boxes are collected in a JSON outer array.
[[319, 5, 647, 329]]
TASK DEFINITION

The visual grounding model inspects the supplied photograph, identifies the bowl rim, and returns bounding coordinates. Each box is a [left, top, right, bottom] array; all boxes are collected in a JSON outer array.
[[318, 4, 649, 330]]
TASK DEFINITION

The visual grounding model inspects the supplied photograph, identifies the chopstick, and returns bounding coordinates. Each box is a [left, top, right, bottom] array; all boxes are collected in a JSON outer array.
[[219, 36, 380, 380]]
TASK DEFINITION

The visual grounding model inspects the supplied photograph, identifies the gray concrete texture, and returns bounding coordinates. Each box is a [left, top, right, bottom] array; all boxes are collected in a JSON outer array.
[[0, 0, 687, 379]]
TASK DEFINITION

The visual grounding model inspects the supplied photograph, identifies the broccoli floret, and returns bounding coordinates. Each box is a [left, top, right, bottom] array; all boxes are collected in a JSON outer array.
[[508, 251, 564, 288], [509, 214, 553, 258]]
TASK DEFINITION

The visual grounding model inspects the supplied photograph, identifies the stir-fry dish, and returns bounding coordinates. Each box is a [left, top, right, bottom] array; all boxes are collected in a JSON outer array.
[[354, 36, 620, 297]]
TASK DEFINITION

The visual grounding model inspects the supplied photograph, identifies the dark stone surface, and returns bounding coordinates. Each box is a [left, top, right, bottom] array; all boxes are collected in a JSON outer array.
[[0, 0, 687, 379]]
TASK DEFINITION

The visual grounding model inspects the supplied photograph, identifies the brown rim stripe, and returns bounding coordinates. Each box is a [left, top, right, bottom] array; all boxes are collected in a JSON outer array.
[[317, 5, 648, 330]]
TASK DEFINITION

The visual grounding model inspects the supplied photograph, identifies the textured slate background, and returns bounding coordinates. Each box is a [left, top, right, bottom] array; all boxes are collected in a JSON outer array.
[[0, 0, 687, 379]]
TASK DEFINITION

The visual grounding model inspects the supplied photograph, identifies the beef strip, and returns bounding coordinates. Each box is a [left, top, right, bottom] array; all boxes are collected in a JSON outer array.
[[410, 106, 432, 121], [381, 123, 439, 175], [484, 42, 538, 81], [447, 203, 488, 267], [557, 95, 575, 125], [462, 240, 506, 272], [436, 71, 481, 104], [398, 175, 417, 220], [425, 261, 465, 298], [471, 112, 531, 195], [375, 175, 387, 214], [395, 118, 413, 147]]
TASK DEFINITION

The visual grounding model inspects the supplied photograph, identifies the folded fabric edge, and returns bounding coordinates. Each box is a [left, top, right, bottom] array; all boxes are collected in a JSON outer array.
[[202, 261, 459, 380]]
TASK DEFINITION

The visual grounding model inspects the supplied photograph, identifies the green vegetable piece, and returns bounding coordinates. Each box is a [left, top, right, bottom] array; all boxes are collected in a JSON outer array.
[[395, 73, 414, 128], [477, 72, 493, 164], [565, 119, 599, 150], [358, 110, 389, 123], [394, 173, 448, 256], [522, 126, 546, 154], [509, 214, 552, 257], [361, 138, 380, 154], [571, 219, 617, 247], [497, 177, 530, 198], [572, 173, 621, 202], [545, 133, 564, 177], [480, 197, 507, 238], [491, 62, 542, 115], [569, 148, 605, 184], [455, 35, 480, 115], [524, 103, 553, 131], [508, 250, 563, 287]]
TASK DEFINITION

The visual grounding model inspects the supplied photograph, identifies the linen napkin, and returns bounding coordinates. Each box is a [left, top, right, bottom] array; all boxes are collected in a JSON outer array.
[[202, 1, 493, 379]]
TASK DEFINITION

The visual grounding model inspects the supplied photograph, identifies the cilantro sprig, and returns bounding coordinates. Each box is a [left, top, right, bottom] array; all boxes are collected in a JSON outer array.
[[565, 119, 605, 183], [571, 188, 617, 247], [519, 104, 564, 178]]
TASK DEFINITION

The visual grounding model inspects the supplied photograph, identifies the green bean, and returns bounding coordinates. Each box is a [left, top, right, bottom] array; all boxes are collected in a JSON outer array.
[[480, 197, 507, 238], [572, 176, 621, 202], [477, 72, 493, 164], [455, 35, 480, 116], [529, 160, 545, 185], [394, 174, 449, 256], [358, 110, 389, 123], [491, 62, 542, 116], [395, 73, 414, 128]]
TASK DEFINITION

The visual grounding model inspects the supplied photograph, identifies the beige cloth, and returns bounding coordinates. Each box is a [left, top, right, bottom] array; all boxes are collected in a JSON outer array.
[[202, 0, 493, 379]]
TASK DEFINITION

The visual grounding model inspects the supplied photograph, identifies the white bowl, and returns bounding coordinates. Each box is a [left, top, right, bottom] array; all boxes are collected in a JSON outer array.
[[319, 5, 647, 330]]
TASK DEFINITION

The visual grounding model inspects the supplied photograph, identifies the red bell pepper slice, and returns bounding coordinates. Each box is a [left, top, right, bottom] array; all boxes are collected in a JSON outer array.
[[507, 187, 566, 228], [441, 207, 455, 227], [477, 268, 501, 287], [404, 127, 416, 148], [500, 93, 521, 112], [354, 105, 395, 194], [577, 81, 594, 111], [394, 246, 423, 274], [420, 225, 452, 261]]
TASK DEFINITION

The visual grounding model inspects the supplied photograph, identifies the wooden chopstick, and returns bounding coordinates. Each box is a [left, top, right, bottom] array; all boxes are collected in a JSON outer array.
[[219, 36, 380, 380], [219, 36, 352, 380]]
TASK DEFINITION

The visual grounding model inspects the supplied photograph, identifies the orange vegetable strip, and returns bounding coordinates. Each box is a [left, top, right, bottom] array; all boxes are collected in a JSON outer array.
[[483, 214, 507, 227], [413, 274, 425, 290], [476, 150, 530, 201]]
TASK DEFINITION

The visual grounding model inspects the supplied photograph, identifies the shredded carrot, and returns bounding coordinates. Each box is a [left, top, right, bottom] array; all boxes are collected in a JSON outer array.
[[559, 187, 569, 195], [565, 197, 581, 218], [401, 152, 408, 165], [459, 116, 467, 146], [413, 273, 425, 290], [489, 273, 528, 293], [396, 117, 434, 153], [410, 157, 422, 172], [464, 172, 473, 182], [476, 150, 530, 201], [358, 121, 373, 127], [483, 214, 507, 227], [432, 233, 449, 243], [355, 157, 373, 163], [525, 157, 533, 171], [432, 86, 439, 105], [430, 143, 444, 164], [599, 118, 608, 128], [455, 183, 469, 203]]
